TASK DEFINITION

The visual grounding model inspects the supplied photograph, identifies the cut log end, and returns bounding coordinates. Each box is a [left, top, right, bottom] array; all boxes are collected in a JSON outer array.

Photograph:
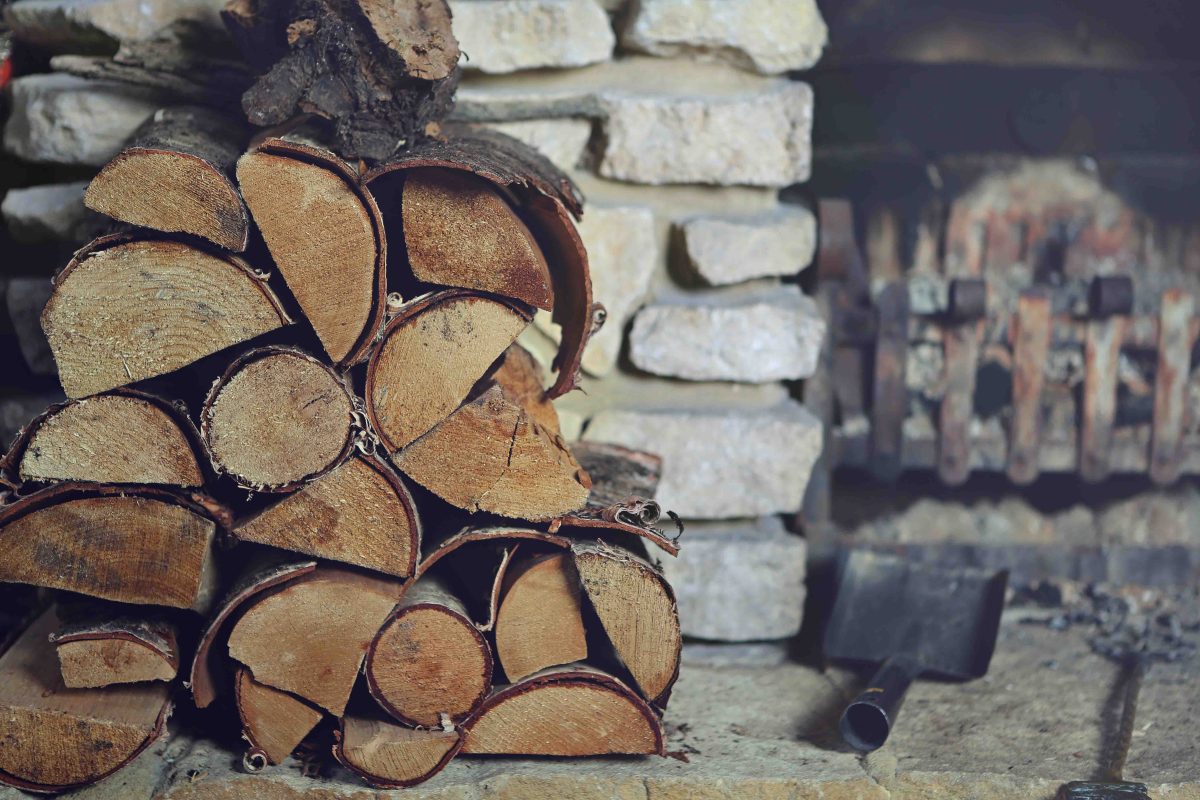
[[227, 567, 403, 716], [492, 343, 560, 435], [366, 576, 492, 727], [51, 611, 179, 690], [573, 543, 681, 705], [235, 668, 323, 766], [13, 392, 205, 487], [0, 487, 217, 610], [495, 552, 588, 683], [43, 236, 290, 399], [0, 611, 170, 793], [463, 668, 663, 757], [233, 455, 420, 577], [204, 347, 354, 491], [237, 146, 384, 365], [336, 716, 463, 789], [85, 149, 249, 252], [393, 384, 590, 521], [367, 291, 531, 451], [402, 168, 554, 311]]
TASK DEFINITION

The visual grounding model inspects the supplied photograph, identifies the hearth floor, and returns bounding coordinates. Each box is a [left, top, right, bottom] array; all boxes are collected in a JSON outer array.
[[6, 618, 1197, 800]]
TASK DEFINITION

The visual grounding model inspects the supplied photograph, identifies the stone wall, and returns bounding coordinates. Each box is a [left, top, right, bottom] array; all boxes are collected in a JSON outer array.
[[0, 0, 831, 642]]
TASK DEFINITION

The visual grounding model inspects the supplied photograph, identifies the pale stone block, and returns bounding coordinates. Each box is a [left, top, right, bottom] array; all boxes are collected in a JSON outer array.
[[622, 0, 827, 75], [449, 0, 614, 74], [1, 181, 103, 243], [584, 400, 822, 518], [628, 285, 825, 383], [682, 205, 816, 285]]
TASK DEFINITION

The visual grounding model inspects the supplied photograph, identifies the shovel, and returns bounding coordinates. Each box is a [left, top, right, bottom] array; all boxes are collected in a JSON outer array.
[[824, 550, 1009, 752]]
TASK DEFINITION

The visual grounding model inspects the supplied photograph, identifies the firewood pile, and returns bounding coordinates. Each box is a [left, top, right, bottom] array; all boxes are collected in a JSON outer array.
[[0, 0, 683, 792]]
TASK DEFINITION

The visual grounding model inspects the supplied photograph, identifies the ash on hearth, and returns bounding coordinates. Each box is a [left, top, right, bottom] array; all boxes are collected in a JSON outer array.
[[1021, 584, 1200, 664]]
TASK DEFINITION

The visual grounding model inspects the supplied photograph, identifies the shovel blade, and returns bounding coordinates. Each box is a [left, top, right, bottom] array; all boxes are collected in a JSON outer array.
[[824, 550, 1008, 679]]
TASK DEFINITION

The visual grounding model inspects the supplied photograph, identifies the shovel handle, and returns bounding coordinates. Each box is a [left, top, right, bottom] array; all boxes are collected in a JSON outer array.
[[839, 654, 921, 752]]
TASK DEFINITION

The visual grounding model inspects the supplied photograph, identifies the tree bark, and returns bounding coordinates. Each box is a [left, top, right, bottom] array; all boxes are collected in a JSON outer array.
[[225, 0, 459, 160]]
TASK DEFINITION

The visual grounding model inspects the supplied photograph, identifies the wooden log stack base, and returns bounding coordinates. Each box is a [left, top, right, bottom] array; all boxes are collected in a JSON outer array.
[[0, 611, 171, 794], [0, 23, 683, 785]]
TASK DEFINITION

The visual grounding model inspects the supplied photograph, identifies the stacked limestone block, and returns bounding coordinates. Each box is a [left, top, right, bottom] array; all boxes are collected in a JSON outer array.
[[1, 0, 831, 642], [449, 0, 829, 642]]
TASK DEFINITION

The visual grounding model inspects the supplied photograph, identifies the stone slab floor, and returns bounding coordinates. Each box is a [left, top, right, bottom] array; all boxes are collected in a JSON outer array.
[[5, 618, 1198, 800]]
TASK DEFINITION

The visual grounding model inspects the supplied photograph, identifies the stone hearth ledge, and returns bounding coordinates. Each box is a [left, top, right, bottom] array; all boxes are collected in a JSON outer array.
[[5, 621, 1197, 799]]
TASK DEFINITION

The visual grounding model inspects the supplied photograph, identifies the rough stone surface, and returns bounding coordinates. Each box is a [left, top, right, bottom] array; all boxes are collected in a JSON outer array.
[[682, 205, 817, 286], [535, 204, 657, 376], [453, 56, 771, 122], [622, 0, 827, 75], [599, 81, 813, 186], [5, 620, 1197, 799], [584, 400, 823, 518], [478, 118, 593, 172], [660, 516, 806, 641], [629, 285, 825, 383], [3, 74, 167, 166], [1, 181, 105, 243], [4, 0, 226, 53], [6, 278, 56, 376], [449, 0, 614, 74]]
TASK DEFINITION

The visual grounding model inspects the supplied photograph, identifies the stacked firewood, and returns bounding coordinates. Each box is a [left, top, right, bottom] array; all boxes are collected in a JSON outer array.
[[0, 1, 683, 793]]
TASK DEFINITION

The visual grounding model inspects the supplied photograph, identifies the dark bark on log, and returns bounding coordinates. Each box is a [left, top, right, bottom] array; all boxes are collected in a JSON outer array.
[[225, 0, 459, 160], [50, 52, 251, 111], [570, 442, 662, 508]]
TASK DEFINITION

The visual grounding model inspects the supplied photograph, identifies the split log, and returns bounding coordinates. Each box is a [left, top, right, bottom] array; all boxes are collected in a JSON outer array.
[[226, 566, 403, 715], [572, 542, 681, 706], [233, 454, 420, 577], [491, 343, 560, 435], [569, 442, 662, 508], [366, 127, 596, 398], [494, 552, 588, 682], [237, 138, 386, 366], [225, 0, 459, 160], [190, 557, 317, 709], [366, 291, 531, 451], [393, 384, 591, 521], [0, 610, 171, 793], [366, 575, 492, 727], [335, 715, 463, 789], [50, 607, 179, 689], [401, 168, 553, 310], [236, 667, 323, 767], [0, 485, 220, 610], [202, 346, 355, 491], [5, 390, 205, 487], [463, 667, 664, 757], [42, 234, 291, 399], [84, 107, 250, 251]]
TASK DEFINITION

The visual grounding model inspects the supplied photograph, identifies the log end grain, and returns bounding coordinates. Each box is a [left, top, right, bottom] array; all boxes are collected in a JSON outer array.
[[495, 552, 588, 683]]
